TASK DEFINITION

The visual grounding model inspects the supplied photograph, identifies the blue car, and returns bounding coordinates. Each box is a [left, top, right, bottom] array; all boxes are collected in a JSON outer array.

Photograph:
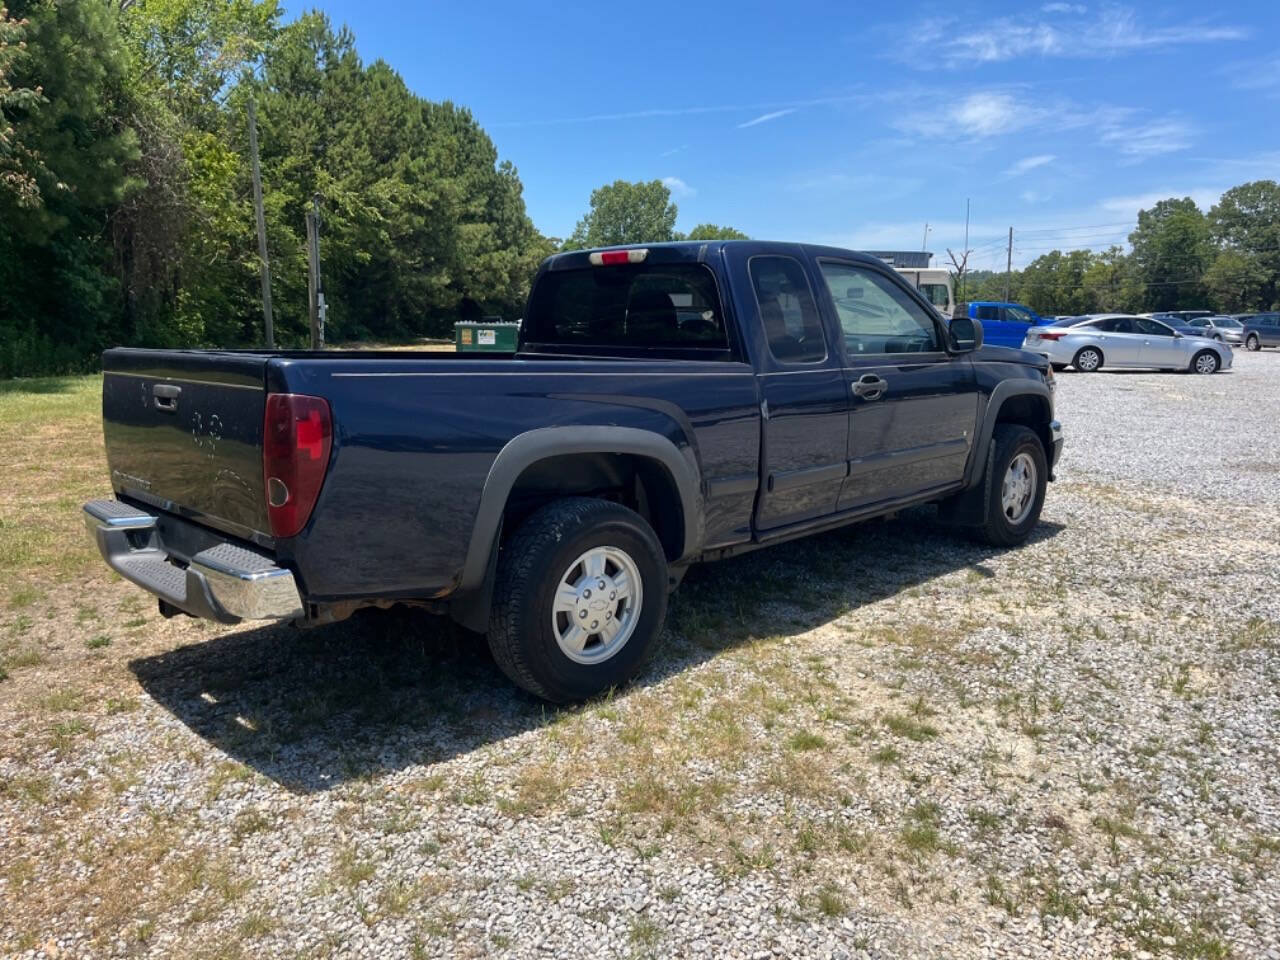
[[968, 302, 1050, 349]]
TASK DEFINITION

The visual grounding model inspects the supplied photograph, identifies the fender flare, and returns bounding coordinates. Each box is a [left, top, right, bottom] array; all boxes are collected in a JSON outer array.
[[963, 380, 1053, 489], [457, 426, 703, 594]]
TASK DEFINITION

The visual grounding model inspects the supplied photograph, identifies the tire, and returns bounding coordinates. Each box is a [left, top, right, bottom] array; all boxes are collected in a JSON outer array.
[[977, 424, 1047, 548], [487, 497, 668, 703], [1190, 350, 1220, 375], [1072, 346, 1103, 372], [1246, 334, 1260, 351]]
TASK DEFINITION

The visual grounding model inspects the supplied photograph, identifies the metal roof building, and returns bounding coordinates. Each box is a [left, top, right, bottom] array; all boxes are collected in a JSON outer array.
[[864, 250, 933, 268]]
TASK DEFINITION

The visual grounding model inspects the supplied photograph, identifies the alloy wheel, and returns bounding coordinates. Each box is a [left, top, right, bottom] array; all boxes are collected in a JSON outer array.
[[550, 546, 643, 665]]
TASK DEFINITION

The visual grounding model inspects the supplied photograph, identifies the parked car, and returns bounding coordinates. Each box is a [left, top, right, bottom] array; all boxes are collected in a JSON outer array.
[[1241, 313, 1280, 351], [1024, 314, 1232, 374], [1182, 315, 1246, 345], [968, 301, 1051, 349], [82, 240, 1062, 702], [1140, 310, 1214, 323]]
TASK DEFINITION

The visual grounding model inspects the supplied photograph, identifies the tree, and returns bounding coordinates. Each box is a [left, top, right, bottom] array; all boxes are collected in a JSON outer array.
[[1208, 180, 1280, 310], [682, 223, 748, 241], [0, 0, 140, 376], [565, 179, 677, 250], [0, 5, 42, 208], [1128, 197, 1211, 312]]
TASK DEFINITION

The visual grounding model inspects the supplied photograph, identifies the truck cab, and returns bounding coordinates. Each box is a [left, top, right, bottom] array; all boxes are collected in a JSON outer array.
[[968, 301, 1048, 349]]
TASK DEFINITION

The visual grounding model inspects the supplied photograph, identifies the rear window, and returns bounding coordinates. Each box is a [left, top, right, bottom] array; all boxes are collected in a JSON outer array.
[[524, 264, 729, 353]]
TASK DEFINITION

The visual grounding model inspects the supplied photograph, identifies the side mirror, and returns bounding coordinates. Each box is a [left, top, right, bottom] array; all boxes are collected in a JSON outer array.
[[948, 316, 983, 353]]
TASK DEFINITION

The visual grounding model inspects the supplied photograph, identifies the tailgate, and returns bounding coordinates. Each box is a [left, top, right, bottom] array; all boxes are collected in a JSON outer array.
[[102, 349, 271, 542]]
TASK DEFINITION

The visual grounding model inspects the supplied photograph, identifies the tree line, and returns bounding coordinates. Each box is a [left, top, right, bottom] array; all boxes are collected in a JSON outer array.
[[1, 0, 558, 378], [0, 2, 753, 379], [959, 182, 1280, 316]]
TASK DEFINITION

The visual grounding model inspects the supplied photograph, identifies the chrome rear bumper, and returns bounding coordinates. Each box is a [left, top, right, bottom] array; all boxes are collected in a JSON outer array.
[[83, 499, 303, 622]]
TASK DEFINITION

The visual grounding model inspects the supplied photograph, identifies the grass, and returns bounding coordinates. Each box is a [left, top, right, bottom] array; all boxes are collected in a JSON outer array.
[[0, 375, 106, 586]]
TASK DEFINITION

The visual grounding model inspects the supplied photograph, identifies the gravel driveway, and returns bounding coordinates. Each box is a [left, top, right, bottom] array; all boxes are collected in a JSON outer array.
[[2, 353, 1278, 959]]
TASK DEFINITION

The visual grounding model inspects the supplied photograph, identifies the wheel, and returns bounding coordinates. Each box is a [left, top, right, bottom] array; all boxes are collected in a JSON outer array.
[[1191, 350, 1219, 374], [1072, 346, 1103, 372], [1246, 333, 1260, 351], [977, 424, 1047, 547], [487, 497, 668, 702]]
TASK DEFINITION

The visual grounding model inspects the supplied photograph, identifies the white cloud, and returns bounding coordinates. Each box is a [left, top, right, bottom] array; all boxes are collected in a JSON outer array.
[[1005, 154, 1056, 177], [892, 6, 1246, 69], [738, 108, 795, 129], [1100, 188, 1224, 217], [661, 176, 696, 198], [1096, 111, 1195, 162], [1221, 56, 1280, 96], [660, 144, 689, 158], [898, 92, 1044, 139], [1021, 190, 1049, 204]]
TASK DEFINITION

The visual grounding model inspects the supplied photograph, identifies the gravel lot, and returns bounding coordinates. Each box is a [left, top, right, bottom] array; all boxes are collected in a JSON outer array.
[[2, 353, 1278, 959]]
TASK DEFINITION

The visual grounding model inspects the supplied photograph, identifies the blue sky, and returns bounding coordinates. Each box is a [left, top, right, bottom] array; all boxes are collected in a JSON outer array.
[[308, 0, 1279, 270]]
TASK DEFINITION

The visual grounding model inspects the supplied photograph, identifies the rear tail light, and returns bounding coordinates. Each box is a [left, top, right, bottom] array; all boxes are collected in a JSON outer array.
[[1036, 332, 1066, 341], [588, 248, 648, 266], [263, 393, 332, 538]]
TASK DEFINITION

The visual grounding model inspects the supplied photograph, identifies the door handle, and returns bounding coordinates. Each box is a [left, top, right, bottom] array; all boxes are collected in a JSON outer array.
[[152, 383, 181, 413], [851, 374, 887, 400]]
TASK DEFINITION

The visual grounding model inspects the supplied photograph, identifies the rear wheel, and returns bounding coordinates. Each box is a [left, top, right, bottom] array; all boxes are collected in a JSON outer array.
[[488, 497, 668, 703], [1246, 333, 1261, 351], [1073, 346, 1103, 372], [1191, 350, 1220, 374], [977, 425, 1047, 547]]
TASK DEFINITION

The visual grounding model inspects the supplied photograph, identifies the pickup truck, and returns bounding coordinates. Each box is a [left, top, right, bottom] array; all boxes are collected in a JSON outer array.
[[84, 241, 1063, 702]]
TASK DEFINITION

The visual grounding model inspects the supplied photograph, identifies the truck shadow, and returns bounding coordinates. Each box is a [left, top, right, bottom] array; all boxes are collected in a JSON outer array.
[[130, 508, 1063, 794]]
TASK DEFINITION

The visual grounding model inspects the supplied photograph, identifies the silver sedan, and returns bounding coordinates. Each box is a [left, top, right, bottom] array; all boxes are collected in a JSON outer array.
[[1023, 314, 1233, 374], [1182, 315, 1246, 345]]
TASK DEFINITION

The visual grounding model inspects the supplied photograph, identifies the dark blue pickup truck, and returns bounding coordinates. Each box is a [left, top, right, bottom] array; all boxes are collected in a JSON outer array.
[[85, 241, 1062, 701]]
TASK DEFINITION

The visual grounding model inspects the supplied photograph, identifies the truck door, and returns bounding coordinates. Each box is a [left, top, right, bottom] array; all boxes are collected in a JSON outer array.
[[742, 253, 849, 530], [813, 259, 977, 509]]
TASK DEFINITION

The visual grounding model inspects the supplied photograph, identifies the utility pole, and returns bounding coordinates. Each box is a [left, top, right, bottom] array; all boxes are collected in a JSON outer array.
[[247, 97, 274, 349], [305, 193, 325, 350], [1004, 226, 1013, 302], [921, 222, 930, 252]]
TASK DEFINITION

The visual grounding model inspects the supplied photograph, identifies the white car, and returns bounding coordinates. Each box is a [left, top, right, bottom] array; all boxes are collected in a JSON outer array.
[[1024, 314, 1233, 374]]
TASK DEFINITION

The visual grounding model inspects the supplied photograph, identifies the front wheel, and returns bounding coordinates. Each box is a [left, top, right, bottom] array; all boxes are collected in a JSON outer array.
[[1191, 350, 1220, 374], [1246, 334, 1260, 351], [977, 425, 1047, 547], [488, 497, 668, 702]]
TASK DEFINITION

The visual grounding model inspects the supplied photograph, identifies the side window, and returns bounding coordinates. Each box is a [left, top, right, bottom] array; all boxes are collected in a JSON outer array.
[[818, 261, 941, 355], [1087, 318, 1115, 332], [1188, 318, 1208, 328], [748, 256, 826, 363], [1135, 318, 1174, 336], [976, 305, 998, 321], [1006, 306, 1034, 324]]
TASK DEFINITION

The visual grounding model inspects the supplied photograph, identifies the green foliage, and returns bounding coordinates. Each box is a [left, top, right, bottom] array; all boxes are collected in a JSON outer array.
[[564, 179, 679, 250], [0, 0, 549, 376], [682, 223, 749, 241], [0, 0, 140, 377], [1128, 197, 1211, 312]]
